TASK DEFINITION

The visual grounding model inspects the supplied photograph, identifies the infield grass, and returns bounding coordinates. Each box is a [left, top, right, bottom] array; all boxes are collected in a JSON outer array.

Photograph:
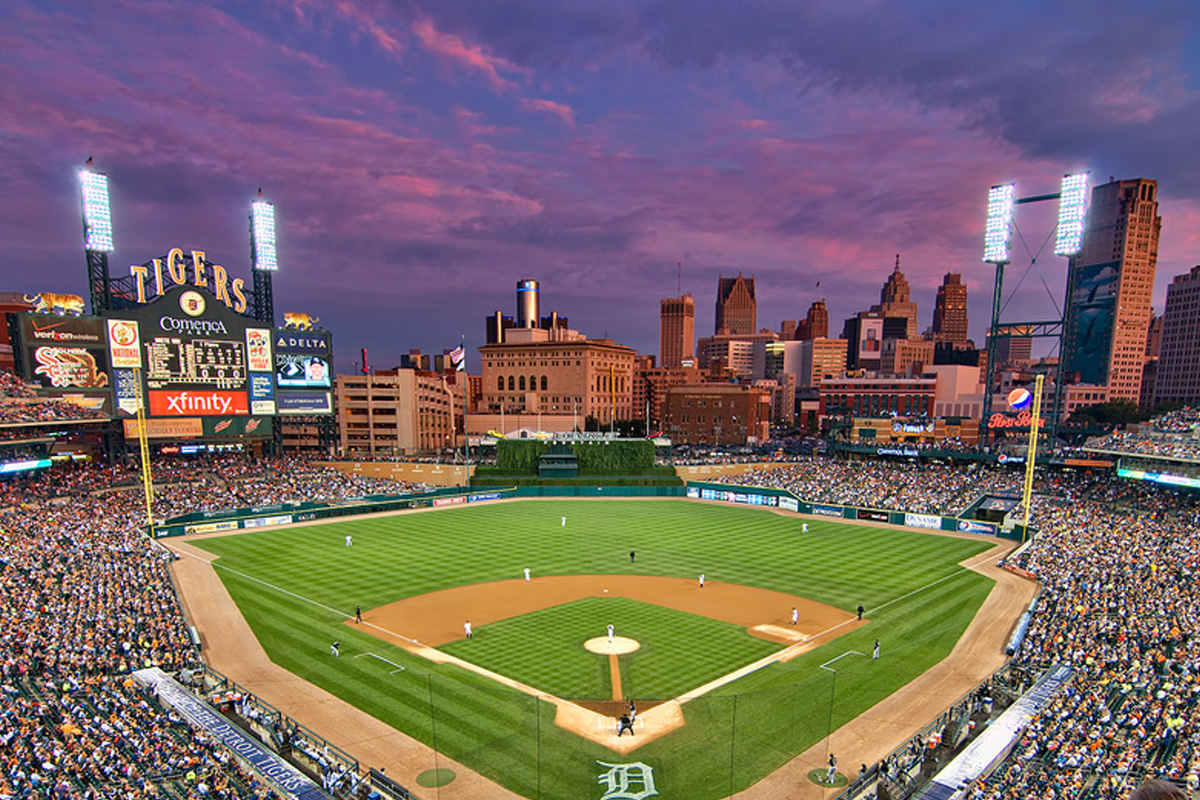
[[194, 498, 997, 800]]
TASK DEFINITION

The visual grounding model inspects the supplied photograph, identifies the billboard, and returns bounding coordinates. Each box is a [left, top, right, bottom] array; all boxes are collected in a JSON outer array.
[[273, 331, 333, 413], [1067, 261, 1119, 385], [17, 313, 115, 414], [858, 317, 883, 365], [105, 284, 273, 438]]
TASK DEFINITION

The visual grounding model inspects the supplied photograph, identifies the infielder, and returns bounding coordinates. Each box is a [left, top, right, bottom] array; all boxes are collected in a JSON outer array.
[[464, 620, 473, 639], [524, 567, 531, 582], [790, 607, 798, 625], [699, 573, 705, 588]]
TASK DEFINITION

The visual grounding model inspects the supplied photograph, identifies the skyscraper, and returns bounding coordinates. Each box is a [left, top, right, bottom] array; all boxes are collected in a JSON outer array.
[[660, 294, 695, 369], [1065, 178, 1161, 403], [870, 255, 918, 337], [932, 273, 969, 345], [796, 299, 829, 340], [1153, 265, 1200, 407], [715, 273, 756, 335]]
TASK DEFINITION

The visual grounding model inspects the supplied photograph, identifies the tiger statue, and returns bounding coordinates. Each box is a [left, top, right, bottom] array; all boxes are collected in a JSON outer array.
[[24, 292, 85, 316], [283, 312, 319, 331]]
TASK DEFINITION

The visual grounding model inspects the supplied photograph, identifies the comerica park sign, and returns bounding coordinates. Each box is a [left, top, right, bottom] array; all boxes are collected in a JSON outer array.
[[127, 248, 249, 313]]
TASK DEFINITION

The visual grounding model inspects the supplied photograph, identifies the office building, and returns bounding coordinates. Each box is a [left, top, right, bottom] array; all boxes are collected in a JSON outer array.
[[870, 255, 918, 338], [660, 295, 695, 369], [881, 337, 935, 376], [796, 300, 829, 341], [1154, 265, 1200, 406], [663, 384, 771, 445], [715, 273, 756, 335], [1065, 178, 1161, 403], [337, 370, 464, 457], [797, 338, 848, 388], [697, 331, 778, 378], [932, 273, 969, 345]]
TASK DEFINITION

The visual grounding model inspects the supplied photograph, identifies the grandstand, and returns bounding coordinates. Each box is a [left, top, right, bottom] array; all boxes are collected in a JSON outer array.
[[1, 376, 1197, 799]]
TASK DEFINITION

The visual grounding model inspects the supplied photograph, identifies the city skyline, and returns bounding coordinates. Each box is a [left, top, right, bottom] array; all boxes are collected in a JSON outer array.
[[2, 1, 1200, 373]]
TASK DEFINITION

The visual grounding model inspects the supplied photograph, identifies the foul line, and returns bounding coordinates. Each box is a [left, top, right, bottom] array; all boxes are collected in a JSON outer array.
[[356, 652, 406, 674]]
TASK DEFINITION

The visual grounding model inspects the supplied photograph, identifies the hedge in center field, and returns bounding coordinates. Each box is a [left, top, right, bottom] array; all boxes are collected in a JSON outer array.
[[497, 439, 656, 475]]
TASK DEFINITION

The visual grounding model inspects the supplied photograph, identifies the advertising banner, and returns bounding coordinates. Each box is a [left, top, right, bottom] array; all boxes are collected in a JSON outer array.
[[249, 374, 275, 415], [470, 492, 503, 502], [778, 497, 799, 512], [21, 313, 105, 346], [114, 369, 140, 415], [30, 346, 110, 389], [857, 509, 890, 522], [245, 328, 272, 372], [243, 515, 294, 529], [957, 519, 998, 536], [686, 486, 700, 498], [149, 390, 249, 417], [905, 512, 942, 530], [274, 330, 331, 355], [812, 503, 843, 517], [202, 416, 270, 438], [277, 391, 332, 415], [123, 418, 204, 439], [184, 520, 240, 535], [433, 496, 467, 507], [106, 319, 142, 368]]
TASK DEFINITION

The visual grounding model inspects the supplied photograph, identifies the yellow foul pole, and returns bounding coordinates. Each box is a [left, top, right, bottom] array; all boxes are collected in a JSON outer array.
[[133, 368, 155, 537], [1020, 374, 1044, 538]]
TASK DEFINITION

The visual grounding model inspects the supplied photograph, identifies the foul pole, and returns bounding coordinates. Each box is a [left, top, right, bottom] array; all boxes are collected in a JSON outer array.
[[1020, 374, 1044, 538]]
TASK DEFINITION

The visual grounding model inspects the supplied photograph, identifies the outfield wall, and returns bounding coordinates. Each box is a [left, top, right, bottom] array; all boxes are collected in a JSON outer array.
[[685, 481, 1029, 541]]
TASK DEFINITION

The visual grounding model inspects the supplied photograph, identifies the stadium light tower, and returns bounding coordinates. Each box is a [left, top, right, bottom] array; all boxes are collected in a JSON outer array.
[[979, 173, 1091, 448], [79, 165, 115, 314], [249, 195, 277, 326]]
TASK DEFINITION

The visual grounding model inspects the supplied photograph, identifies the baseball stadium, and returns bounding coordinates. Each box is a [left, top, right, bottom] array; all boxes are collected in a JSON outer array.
[[2, 171, 1198, 800]]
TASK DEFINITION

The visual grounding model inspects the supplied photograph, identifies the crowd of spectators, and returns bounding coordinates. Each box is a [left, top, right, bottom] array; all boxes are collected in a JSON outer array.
[[1085, 429, 1200, 464], [721, 458, 1200, 798], [4, 445, 1200, 798], [0, 372, 108, 425], [0, 454, 433, 798]]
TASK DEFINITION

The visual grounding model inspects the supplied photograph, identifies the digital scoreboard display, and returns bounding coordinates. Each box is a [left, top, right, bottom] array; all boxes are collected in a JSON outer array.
[[144, 337, 247, 390]]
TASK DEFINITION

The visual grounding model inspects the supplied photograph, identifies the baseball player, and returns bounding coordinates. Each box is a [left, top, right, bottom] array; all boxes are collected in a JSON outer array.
[[826, 753, 837, 783], [802, 522, 809, 534], [330, 640, 340, 657], [699, 573, 705, 588], [345, 535, 352, 547], [524, 567, 531, 582], [561, 516, 566, 527], [464, 620, 473, 639], [607, 623, 614, 644], [873, 638, 881, 659], [790, 607, 798, 625], [355, 605, 362, 623]]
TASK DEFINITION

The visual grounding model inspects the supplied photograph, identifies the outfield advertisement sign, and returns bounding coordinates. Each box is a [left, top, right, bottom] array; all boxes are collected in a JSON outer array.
[[812, 503, 843, 517], [433, 496, 467, 507], [699, 488, 777, 506], [957, 519, 997, 536], [243, 514, 293, 528], [905, 512, 942, 530], [857, 509, 889, 522], [778, 497, 799, 512], [134, 668, 327, 800], [184, 520, 240, 535], [686, 487, 700, 498], [469, 492, 503, 503]]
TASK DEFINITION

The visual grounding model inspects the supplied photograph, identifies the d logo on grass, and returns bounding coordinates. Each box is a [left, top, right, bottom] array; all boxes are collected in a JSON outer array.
[[596, 761, 658, 800]]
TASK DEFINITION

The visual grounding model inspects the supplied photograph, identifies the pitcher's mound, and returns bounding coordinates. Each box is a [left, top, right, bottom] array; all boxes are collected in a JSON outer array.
[[584, 636, 640, 654]]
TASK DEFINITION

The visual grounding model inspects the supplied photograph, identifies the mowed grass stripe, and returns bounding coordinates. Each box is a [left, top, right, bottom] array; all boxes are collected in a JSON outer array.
[[439, 597, 780, 700], [194, 499, 997, 800]]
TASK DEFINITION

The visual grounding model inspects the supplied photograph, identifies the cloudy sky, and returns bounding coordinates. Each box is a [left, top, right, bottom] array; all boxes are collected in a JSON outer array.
[[3, 0, 1199, 373]]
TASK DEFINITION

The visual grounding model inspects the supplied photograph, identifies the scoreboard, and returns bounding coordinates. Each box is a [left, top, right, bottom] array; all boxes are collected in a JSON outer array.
[[14, 282, 333, 440], [144, 337, 247, 390]]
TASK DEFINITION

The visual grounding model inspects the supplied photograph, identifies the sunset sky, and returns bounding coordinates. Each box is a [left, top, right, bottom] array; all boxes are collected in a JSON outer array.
[[3, 0, 1199, 373]]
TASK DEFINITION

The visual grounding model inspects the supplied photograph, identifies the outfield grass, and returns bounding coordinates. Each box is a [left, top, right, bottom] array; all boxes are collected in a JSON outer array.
[[439, 596, 782, 700], [194, 499, 996, 800]]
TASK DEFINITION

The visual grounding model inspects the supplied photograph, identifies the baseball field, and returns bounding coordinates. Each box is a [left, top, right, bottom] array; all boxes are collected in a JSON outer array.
[[186, 499, 1001, 800]]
